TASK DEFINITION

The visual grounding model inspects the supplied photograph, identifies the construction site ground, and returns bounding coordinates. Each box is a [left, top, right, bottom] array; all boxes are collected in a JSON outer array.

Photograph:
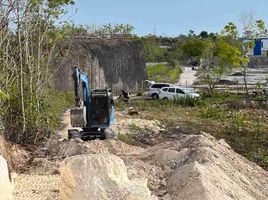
[[10, 97, 268, 199]]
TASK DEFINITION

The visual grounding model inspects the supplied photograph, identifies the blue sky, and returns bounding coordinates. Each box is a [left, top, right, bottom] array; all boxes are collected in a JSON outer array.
[[68, 0, 268, 36]]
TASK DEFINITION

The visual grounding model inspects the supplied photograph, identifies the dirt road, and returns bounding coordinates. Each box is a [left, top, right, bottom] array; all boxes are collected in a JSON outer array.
[[57, 109, 71, 139], [176, 66, 197, 87]]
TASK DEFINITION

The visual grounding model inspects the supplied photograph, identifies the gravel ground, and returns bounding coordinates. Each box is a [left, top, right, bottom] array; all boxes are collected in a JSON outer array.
[[14, 174, 59, 200]]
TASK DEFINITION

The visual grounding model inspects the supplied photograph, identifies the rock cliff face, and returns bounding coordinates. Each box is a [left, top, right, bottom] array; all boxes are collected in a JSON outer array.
[[51, 38, 147, 93]]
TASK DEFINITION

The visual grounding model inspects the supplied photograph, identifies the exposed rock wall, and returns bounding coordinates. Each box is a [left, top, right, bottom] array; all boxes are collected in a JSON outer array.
[[51, 38, 147, 93]]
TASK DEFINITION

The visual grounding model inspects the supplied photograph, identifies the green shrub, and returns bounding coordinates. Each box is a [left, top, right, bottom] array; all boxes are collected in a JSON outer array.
[[200, 103, 228, 119], [3, 88, 74, 144], [171, 96, 199, 107], [201, 104, 219, 118], [117, 132, 131, 144], [42, 89, 74, 133], [230, 111, 248, 133], [146, 62, 182, 83]]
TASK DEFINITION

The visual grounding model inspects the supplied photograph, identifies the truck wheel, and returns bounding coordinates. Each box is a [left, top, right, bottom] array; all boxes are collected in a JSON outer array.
[[163, 97, 168, 100], [68, 129, 80, 139], [152, 93, 159, 100]]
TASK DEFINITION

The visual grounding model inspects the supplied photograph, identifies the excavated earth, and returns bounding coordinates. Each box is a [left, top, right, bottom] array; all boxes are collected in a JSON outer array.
[[9, 128, 268, 200], [1, 111, 267, 199]]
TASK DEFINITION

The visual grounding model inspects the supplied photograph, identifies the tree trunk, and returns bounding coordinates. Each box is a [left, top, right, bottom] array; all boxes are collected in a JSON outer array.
[[242, 66, 249, 96], [17, 6, 26, 136]]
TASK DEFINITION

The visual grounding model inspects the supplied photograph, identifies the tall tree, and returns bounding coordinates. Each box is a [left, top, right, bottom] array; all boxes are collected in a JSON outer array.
[[199, 23, 246, 92], [222, 22, 238, 38], [199, 31, 209, 39], [0, 0, 74, 143], [241, 14, 267, 95], [181, 37, 207, 58]]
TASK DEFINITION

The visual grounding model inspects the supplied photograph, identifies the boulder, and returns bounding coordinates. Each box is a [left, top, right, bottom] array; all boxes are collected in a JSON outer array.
[[152, 149, 180, 166], [167, 161, 210, 200], [60, 154, 157, 200], [45, 139, 84, 158], [0, 155, 13, 200]]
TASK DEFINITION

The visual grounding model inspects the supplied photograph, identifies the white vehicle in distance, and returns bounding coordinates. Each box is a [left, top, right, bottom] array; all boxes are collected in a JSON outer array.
[[148, 83, 175, 100], [159, 87, 200, 100]]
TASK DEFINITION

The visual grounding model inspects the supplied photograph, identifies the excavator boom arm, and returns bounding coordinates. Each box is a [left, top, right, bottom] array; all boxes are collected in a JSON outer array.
[[73, 67, 90, 111]]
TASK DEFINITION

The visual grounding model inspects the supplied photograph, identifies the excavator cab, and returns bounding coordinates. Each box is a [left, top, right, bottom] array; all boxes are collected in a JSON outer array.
[[89, 89, 113, 126], [68, 67, 115, 140]]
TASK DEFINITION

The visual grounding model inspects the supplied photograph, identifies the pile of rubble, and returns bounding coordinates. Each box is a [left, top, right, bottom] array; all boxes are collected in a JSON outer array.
[[111, 112, 164, 135]]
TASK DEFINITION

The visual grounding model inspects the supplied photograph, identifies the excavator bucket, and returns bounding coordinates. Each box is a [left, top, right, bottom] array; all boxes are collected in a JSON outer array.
[[70, 107, 86, 127]]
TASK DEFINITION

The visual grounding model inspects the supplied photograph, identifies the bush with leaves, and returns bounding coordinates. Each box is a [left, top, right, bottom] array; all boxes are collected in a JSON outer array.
[[146, 63, 182, 83]]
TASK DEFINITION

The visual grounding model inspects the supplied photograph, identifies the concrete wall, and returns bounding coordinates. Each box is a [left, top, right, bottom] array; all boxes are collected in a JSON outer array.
[[51, 38, 147, 94], [262, 39, 268, 51], [249, 56, 268, 68]]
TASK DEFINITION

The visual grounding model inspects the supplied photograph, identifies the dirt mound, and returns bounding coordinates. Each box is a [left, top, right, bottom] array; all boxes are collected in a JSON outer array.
[[0, 135, 30, 172], [111, 116, 163, 135], [44, 138, 141, 158], [60, 154, 157, 200], [137, 133, 268, 199], [28, 138, 142, 175], [13, 132, 268, 200]]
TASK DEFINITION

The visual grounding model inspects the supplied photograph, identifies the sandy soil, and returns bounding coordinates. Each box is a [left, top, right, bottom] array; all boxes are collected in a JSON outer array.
[[57, 109, 72, 139], [14, 174, 59, 200]]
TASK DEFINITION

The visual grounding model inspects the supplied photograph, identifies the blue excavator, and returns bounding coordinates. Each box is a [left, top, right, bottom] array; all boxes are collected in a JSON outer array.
[[68, 67, 115, 140]]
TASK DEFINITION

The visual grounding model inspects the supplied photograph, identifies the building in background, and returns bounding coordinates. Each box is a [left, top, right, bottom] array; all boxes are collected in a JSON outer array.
[[253, 38, 268, 56]]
